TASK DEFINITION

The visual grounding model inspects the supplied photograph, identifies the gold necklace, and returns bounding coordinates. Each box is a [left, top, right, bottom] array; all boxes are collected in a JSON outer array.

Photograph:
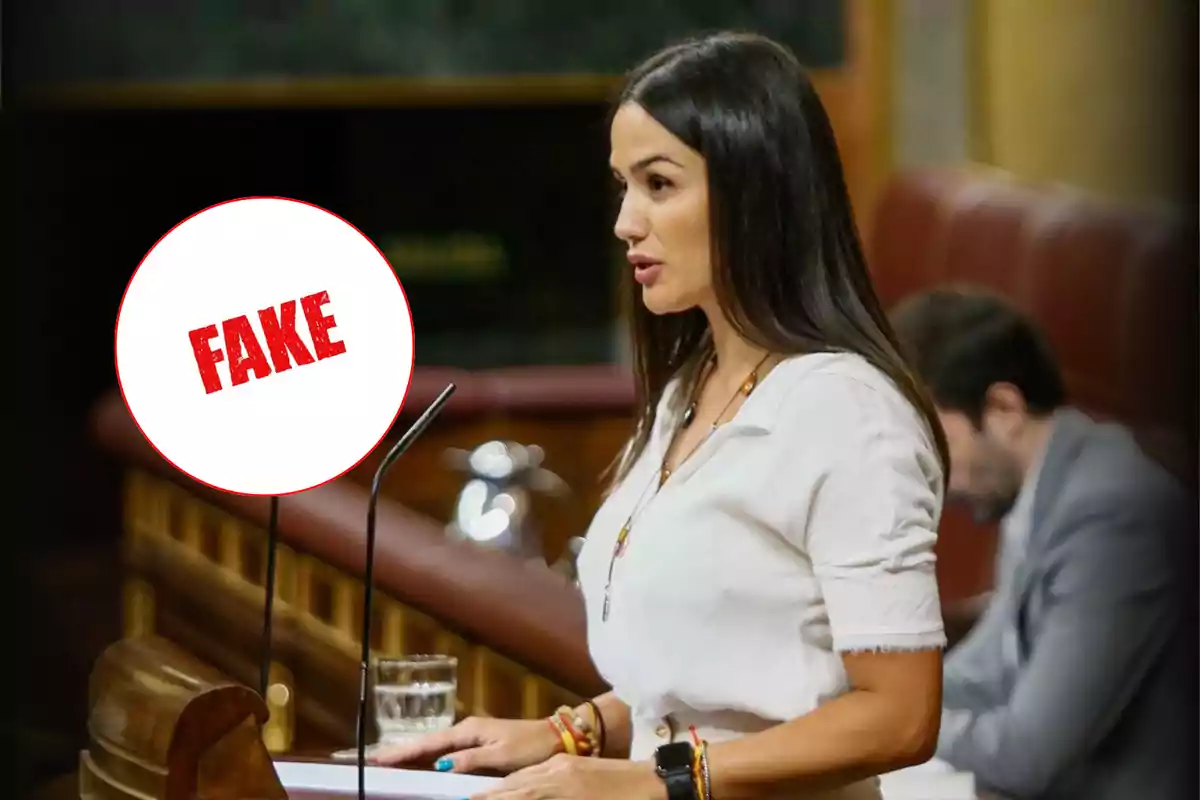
[[601, 352, 772, 623]]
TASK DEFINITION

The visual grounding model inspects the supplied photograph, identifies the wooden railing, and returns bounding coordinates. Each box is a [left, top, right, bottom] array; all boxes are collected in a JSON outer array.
[[90, 376, 624, 755]]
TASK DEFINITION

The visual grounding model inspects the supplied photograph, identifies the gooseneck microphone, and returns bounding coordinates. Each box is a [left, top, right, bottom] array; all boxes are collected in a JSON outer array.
[[260, 495, 280, 698], [357, 383, 457, 800]]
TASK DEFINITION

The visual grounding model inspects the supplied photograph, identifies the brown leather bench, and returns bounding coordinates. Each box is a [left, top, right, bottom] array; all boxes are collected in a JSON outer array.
[[869, 167, 1197, 600]]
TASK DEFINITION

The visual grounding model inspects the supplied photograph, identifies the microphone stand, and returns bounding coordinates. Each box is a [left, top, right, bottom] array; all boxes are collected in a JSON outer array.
[[357, 383, 457, 800], [260, 495, 280, 698]]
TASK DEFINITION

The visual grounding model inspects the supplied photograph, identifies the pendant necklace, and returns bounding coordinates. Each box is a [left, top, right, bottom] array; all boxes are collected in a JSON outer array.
[[601, 352, 772, 622]]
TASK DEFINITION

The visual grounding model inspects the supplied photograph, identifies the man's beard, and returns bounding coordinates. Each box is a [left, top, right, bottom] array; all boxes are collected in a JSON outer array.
[[970, 491, 1018, 525], [949, 488, 1018, 525]]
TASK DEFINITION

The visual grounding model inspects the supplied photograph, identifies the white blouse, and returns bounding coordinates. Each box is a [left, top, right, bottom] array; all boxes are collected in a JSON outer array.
[[576, 352, 947, 799]]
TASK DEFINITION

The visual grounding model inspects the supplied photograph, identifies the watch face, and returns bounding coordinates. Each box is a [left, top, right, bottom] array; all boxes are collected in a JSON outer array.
[[656, 742, 693, 772]]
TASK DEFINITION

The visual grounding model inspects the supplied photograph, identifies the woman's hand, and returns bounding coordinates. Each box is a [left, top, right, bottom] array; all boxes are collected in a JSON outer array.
[[469, 754, 667, 800], [369, 716, 563, 775]]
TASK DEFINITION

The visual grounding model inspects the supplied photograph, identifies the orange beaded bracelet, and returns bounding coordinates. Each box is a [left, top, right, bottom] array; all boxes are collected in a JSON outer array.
[[583, 699, 607, 757], [547, 715, 578, 755], [547, 706, 599, 757]]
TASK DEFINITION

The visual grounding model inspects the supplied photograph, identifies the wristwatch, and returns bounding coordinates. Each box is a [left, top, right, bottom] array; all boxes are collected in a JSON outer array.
[[654, 741, 696, 800]]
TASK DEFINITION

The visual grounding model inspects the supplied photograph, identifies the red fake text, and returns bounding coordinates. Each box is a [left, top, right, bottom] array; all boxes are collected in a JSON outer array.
[[188, 290, 347, 394]]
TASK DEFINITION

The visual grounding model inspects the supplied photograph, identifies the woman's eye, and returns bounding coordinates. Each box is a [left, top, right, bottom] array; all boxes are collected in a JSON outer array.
[[647, 175, 672, 193]]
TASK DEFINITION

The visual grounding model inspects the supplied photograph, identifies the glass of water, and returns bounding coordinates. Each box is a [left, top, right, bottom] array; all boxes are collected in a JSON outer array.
[[373, 654, 458, 744]]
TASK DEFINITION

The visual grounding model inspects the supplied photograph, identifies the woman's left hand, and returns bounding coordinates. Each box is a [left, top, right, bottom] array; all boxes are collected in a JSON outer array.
[[469, 754, 667, 800]]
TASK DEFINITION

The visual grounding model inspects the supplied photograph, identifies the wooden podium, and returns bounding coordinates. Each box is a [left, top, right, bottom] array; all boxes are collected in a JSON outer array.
[[75, 636, 500, 799], [74, 636, 976, 799], [78, 635, 286, 800]]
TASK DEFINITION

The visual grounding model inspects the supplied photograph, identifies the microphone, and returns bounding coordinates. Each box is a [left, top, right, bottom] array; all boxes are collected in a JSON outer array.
[[357, 382, 457, 800], [260, 495, 280, 698]]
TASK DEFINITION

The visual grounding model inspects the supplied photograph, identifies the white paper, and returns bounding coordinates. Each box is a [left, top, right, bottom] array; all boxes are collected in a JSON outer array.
[[879, 758, 976, 800], [275, 758, 972, 800], [274, 760, 501, 799]]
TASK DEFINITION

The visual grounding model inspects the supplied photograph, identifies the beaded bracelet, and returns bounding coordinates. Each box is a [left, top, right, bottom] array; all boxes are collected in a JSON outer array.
[[583, 699, 607, 757], [560, 705, 601, 755], [689, 726, 713, 800], [699, 741, 713, 800], [559, 709, 596, 756], [548, 705, 600, 757], [546, 714, 579, 755]]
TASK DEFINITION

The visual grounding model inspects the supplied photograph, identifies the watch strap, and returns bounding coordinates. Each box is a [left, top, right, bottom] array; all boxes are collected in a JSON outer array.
[[655, 742, 697, 800], [660, 767, 696, 800]]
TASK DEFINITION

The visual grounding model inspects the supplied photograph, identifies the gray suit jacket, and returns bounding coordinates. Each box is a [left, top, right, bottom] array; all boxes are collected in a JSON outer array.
[[936, 409, 1196, 799]]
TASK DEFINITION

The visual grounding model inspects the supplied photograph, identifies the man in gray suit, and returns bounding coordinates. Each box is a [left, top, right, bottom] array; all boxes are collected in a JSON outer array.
[[890, 287, 1195, 800]]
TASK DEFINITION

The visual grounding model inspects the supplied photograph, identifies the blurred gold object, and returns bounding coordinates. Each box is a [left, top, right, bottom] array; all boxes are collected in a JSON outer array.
[[79, 635, 285, 800], [262, 662, 295, 754], [122, 578, 155, 639]]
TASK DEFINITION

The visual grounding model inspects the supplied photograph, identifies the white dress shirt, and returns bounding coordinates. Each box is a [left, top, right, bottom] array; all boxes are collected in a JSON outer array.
[[939, 415, 1055, 751], [576, 352, 947, 799], [997, 426, 1049, 669]]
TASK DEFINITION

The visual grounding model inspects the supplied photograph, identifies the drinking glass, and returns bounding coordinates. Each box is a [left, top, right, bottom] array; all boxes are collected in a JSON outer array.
[[373, 654, 458, 744]]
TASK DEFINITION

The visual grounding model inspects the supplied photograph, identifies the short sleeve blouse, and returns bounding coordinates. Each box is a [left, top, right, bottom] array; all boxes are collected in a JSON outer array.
[[575, 352, 946, 792]]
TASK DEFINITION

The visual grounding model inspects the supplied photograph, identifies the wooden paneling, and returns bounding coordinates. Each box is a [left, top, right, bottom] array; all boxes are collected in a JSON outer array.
[[94, 388, 605, 696], [121, 470, 585, 755]]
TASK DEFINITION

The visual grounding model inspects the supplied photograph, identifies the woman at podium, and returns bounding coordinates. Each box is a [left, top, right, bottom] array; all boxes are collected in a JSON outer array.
[[374, 31, 948, 800]]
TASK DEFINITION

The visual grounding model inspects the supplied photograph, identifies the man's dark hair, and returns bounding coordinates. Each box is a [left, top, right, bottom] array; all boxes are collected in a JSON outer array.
[[889, 286, 1066, 423]]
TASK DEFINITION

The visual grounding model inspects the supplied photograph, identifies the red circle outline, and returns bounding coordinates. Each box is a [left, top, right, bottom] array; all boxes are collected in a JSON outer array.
[[113, 195, 416, 498]]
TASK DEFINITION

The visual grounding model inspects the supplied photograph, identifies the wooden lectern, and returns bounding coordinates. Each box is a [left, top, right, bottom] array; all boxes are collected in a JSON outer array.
[[76, 636, 501, 799], [78, 635, 286, 800]]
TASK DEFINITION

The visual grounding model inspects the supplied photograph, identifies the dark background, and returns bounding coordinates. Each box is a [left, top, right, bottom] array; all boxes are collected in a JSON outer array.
[[7, 99, 629, 788], [11, 0, 846, 83], [4, 1, 1197, 795]]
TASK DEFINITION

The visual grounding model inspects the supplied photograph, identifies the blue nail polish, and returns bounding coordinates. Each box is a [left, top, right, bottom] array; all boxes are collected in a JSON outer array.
[[435, 758, 453, 772]]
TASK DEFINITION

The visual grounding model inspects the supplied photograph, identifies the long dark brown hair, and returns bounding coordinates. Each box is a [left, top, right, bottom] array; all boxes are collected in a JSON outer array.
[[608, 31, 949, 487]]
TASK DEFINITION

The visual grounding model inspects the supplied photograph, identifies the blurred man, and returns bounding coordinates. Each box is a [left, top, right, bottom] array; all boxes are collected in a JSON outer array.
[[890, 286, 1194, 800]]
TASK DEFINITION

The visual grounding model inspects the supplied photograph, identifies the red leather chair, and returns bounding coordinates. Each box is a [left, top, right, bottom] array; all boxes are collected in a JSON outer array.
[[869, 167, 1197, 600]]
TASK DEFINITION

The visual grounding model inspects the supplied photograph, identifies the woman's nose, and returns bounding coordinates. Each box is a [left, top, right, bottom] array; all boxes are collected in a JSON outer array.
[[613, 193, 648, 244]]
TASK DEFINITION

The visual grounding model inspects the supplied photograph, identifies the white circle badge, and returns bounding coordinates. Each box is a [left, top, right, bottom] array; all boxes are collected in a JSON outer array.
[[115, 197, 414, 496]]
